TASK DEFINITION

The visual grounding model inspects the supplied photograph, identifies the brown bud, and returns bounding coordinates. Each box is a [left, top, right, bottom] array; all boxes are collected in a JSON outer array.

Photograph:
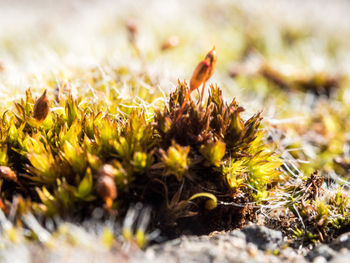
[[126, 20, 138, 43], [0, 61, 5, 72], [161, 35, 180, 51], [0, 166, 17, 182], [190, 60, 211, 92], [176, 47, 217, 121], [126, 21, 137, 34], [33, 90, 50, 122], [97, 175, 117, 209]]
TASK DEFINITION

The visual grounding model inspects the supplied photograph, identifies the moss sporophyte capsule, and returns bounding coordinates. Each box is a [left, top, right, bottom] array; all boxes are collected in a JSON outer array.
[[33, 90, 50, 122], [97, 165, 117, 209], [177, 46, 217, 121]]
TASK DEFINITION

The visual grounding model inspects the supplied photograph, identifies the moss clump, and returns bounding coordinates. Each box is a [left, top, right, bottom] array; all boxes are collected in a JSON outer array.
[[279, 171, 350, 244], [0, 79, 284, 239]]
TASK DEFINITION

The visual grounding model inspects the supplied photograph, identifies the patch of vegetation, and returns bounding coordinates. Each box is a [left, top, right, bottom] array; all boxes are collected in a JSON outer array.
[[0, 69, 286, 239], [1, 61, 350, 248]]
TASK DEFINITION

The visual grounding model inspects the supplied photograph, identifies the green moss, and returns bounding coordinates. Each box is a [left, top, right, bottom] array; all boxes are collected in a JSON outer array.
[[0, 76, 286, 239]]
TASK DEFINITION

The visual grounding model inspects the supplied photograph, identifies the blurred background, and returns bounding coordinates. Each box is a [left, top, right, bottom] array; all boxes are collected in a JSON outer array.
[[1, 0, 349, 96]]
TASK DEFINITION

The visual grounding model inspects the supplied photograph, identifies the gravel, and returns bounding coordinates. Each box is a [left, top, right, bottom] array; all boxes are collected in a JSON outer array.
[[4, 224, 350, 262], [144, 225, 304, 263], [144, 226, 350, 263]]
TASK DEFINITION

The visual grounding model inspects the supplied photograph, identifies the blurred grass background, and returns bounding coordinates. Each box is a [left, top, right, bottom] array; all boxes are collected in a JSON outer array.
[[1, 0, 349, 95]]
